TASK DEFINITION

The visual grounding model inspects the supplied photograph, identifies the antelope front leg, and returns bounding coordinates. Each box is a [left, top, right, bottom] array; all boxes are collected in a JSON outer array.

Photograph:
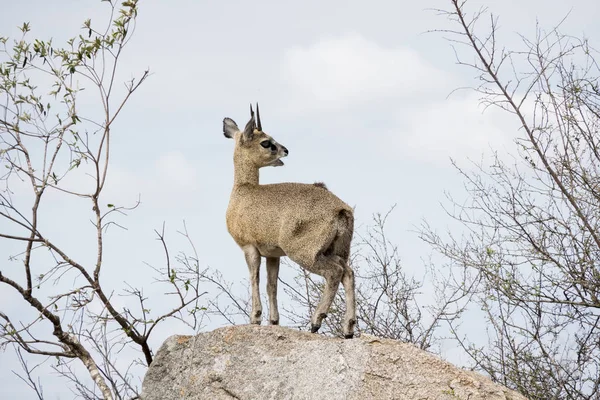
[[243, 246, 262, 324], [266, 257, 280, 325]]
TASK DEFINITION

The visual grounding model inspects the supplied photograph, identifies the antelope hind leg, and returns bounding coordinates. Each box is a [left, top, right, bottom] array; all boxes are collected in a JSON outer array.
[[341, 265, 356, 338], [307, 255, 344, 334]]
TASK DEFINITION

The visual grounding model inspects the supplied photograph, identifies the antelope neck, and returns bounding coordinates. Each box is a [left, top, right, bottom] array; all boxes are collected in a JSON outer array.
[[233, 157, 260, 186]]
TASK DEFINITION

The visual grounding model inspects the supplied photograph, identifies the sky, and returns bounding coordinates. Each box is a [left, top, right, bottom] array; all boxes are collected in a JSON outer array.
[[1, 0, 599, 398]]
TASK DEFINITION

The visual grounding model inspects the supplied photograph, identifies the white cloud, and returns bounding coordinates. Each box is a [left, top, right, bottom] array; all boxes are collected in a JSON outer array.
[[281, 33, 449, 111], [395, 92, 521, 166]]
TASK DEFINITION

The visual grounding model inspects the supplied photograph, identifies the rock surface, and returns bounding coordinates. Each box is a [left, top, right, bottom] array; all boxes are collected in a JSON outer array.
[[141, 325, 526, 400]]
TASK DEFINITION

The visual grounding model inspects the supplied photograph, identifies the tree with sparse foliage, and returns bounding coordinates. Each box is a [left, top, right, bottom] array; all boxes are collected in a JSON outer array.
[[0, 1, 205, 398], [419, 1, 600, 398]]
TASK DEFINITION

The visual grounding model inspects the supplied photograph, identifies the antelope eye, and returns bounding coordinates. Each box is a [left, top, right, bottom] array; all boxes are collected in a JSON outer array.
[[260, 140, 271, 149]]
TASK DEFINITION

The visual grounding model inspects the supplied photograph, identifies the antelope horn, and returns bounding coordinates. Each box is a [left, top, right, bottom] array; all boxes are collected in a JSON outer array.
[[249, 103, 257, 129], [256, 102, 262, 131]]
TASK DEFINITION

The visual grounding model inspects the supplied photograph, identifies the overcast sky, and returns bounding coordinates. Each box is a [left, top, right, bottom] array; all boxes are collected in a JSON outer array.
[[1, 0, 599, 398]]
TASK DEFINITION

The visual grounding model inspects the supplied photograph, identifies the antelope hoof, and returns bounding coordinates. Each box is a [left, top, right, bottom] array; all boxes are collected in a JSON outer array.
[[250, 310, 262, 325], [270, 319, 279, 325], [310, 324, 321, 333], [343, 319, 356, 339]]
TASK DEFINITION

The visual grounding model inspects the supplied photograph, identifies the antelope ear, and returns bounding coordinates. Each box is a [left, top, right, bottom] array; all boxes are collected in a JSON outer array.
[[241, 117, 255, 142], [223, 118, 238, 139]]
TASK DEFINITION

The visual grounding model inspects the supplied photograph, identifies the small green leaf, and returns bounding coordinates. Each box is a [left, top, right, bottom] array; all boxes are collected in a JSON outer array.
[[20, 22, 31, 33]]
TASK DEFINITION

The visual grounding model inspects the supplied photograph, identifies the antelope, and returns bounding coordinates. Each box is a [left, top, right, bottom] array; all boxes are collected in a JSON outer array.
[[223, 104, 356, 338]]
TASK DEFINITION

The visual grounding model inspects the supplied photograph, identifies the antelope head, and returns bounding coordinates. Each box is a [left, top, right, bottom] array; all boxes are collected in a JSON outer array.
[[223, 103, 289, 168]]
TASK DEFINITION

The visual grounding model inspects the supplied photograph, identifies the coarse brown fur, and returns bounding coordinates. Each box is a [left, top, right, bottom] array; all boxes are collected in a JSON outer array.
[[223, 105, 356, 338]]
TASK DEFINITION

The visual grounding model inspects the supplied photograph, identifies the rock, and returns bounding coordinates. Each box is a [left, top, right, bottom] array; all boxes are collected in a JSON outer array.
[[141, 325, 526, 400]]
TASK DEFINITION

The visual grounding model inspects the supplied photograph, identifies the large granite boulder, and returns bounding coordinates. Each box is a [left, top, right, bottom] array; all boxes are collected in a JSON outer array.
[[141, 325, 526, 400]]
